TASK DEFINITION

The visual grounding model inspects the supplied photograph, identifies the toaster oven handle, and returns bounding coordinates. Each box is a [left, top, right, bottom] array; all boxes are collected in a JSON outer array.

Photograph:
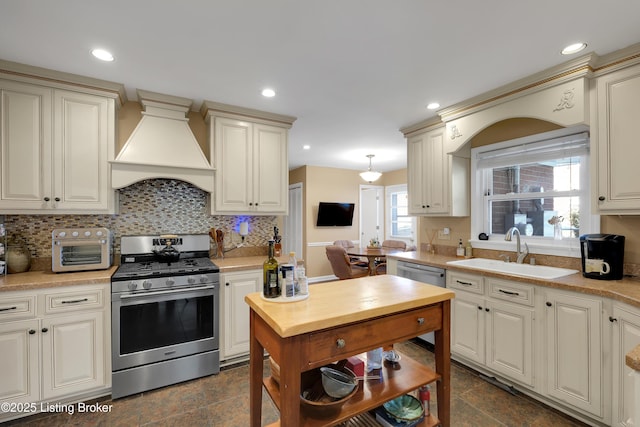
[[118, 285, 215, 299]]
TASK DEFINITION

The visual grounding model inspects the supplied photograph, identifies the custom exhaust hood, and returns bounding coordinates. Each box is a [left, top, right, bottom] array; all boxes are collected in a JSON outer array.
[[111, 90, 214, 192]]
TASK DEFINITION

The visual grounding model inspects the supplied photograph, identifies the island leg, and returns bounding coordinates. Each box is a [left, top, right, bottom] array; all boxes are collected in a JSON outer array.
[[434, 300, 451, 427], [249, 309, 264, 427]]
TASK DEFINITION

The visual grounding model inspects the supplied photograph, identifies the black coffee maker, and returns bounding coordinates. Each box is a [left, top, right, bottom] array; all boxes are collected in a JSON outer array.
[[579, 234, 625, 280]]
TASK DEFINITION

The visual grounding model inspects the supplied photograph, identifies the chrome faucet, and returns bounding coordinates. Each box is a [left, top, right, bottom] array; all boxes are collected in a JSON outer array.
[[505, 226, 529, 264]]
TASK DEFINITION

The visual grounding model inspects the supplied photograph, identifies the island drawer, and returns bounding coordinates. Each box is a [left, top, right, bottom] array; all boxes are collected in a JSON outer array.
[[305, 304, 442, 367]]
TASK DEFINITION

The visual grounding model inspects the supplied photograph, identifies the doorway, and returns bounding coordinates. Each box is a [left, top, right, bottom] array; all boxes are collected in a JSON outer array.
[[359, 185, 384, 247], [283, 183, 303, 259]]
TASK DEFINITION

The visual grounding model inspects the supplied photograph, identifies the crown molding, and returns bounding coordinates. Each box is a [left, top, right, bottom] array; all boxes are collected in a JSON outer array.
[[0, 58, 127, 106], [200, 100, 297, 128], [437, 53, 597, 123], [399, 116, 443, 137]]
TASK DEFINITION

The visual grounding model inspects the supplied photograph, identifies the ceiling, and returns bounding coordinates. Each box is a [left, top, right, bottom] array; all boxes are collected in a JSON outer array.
[[2, 1, 640, 174]]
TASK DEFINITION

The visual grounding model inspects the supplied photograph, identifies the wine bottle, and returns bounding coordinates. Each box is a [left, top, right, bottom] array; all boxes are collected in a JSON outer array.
[[263, 240, 280, 298]]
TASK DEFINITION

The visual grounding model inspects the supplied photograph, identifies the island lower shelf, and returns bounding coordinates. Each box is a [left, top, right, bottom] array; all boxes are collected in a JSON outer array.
[[263, 351, 441, 427]]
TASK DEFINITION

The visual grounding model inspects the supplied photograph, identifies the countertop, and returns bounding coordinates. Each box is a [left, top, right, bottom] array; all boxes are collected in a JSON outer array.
[[0, 267, 117, 292], [245, 274, 455, 338], [387, 251, 640, 308]]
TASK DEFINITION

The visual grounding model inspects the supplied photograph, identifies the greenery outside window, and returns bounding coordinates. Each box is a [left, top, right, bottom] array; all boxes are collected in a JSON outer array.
[[470, 126, 598, 257]]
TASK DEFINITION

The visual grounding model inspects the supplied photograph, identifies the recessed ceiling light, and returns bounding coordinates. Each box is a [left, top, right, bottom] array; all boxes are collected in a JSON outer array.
[[261, 88, 276, 97], [561, 42, 587, 55], [91, 48, 114, 62], [427, 102, 440, 110], [303, 145, 311, 150]]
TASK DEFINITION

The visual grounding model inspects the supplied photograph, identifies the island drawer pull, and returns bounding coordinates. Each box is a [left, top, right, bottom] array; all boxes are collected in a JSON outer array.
[[417, 317, 425, 325], [456, 280, 473, 286], [0, 306, 18, 312], [498, 289, 520, 296], [336, 338, 346, 349], [61, 298, 89, 304]]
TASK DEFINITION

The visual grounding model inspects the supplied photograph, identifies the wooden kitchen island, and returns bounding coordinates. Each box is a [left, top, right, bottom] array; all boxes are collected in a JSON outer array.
[[245, 274, 454, 427]]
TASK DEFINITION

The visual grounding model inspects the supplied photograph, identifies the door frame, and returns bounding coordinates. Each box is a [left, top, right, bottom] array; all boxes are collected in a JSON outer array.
[[359, 184, 384, 247]]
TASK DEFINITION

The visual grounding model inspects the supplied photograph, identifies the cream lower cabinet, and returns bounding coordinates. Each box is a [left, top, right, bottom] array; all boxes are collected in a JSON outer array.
[[611, 301, 640, 426], [543, 288, 603, 419], [594, 63, 640, 214], [220, 269, 263, 363], [0, 284, 109, 421], [0, 79, 117, 213], [449, 271, 535, 387], [202, 101, 296, 215]]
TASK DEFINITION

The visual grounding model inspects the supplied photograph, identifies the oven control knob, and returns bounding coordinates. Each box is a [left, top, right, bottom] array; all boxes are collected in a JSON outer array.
[[128, 282, 138, 291], [199, 275, 208, 283], [84, 231, 91, 237], [187, 276, 196, 284], [58, 231, 66, 237], [72, 231, 79, 237], [143, 281, 152, 290], [96, 230, 103, 237], [166, 279, 175, 287]]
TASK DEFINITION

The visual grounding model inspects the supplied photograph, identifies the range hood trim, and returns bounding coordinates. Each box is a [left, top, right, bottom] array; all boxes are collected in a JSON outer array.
[[112, 89, 214, 192]]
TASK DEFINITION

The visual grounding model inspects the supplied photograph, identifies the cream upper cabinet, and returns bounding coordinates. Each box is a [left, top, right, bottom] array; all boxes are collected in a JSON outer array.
[[0, 79, 117, 213], [594, 63, 640, 214], [202, 101, 296, 216], [406, 126, 469, 216]]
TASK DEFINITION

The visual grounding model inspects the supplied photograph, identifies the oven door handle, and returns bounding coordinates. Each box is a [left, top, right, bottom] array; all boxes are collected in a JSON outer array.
[[118, 285, 216, 300]]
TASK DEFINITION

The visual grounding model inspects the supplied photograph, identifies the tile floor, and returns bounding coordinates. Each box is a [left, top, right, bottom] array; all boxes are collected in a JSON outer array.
[[5, 340, 588, 427]]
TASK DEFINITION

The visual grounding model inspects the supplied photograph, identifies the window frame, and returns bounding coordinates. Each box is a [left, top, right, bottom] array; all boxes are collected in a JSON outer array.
[[470, 125, 599, 258], [385, 184, 416, 246]]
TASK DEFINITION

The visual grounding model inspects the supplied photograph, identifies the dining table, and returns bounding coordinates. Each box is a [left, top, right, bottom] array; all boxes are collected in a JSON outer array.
[[346, 246, 404, 275]]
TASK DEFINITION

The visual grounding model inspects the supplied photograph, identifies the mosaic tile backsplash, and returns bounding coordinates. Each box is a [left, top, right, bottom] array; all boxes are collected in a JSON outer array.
[[4, 179, 276, 268]]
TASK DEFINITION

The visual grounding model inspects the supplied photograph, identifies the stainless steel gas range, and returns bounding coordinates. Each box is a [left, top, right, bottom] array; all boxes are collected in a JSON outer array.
[[111, 234, 220, 399]]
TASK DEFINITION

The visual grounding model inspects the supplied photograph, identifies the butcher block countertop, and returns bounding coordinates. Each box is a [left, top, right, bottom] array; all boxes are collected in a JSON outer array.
[[388, 252, 640, 308], [0, 267, 117, 292], [245, 274, 455, 338]]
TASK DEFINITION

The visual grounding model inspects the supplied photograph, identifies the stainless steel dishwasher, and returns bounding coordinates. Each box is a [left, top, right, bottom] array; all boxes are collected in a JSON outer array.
[[396, 260, 446, 345]]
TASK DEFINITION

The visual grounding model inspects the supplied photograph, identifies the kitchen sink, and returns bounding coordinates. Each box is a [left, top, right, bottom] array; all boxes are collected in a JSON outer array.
[[446, 258, 578, 279]]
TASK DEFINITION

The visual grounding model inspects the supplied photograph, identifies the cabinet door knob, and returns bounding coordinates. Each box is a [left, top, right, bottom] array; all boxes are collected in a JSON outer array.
[[226, 282, 230, 286], [426, 205, 430, 208], [54, 197, 60, 202], [478, 306, 483, 310], [485, 308, 490, 312], [336, 338, 346, 349], [249, 202, 253, 206], [417, 317, 424, 325], [546, 302, 552, 307], [609, 316, 618, 323], [28, 329, 36, 335], [44, 197, 50, 202], [598, 196, 605, 201], [41, 327, 48, 333]]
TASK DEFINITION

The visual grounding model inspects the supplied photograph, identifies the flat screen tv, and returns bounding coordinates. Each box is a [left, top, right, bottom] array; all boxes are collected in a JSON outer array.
[[316, 202, 355, 227]]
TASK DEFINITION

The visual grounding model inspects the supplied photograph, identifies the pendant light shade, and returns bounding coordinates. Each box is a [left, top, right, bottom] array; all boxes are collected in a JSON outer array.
[[360, 154, 382, 182]]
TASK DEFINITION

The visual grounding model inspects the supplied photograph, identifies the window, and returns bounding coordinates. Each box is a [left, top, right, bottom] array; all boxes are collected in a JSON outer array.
[[471, 126, 598, 257], [386, 185, 416, 245]]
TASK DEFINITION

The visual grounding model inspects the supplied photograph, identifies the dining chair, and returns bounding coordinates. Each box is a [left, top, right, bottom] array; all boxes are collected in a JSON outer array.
[[374, 240, 408, 275], [325, 245, 369, 280], [333, 240, 369, 267]]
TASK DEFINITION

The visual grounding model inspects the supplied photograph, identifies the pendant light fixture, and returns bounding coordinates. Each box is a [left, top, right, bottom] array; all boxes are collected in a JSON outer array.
[[359, 154, 382, 183]]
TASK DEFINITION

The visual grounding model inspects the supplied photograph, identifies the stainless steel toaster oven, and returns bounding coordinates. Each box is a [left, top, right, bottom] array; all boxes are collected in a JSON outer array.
[[52, 227, 112, 272]]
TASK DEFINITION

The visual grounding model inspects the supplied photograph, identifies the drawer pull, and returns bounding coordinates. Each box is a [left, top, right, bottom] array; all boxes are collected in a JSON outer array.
[[417, 317, 425, 325], [0, 306, 18, 312], [498, 289, 520, 296], [456, 280, 473, 286], [61, 298, 89, 304], [336, 338, 346, 349]]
